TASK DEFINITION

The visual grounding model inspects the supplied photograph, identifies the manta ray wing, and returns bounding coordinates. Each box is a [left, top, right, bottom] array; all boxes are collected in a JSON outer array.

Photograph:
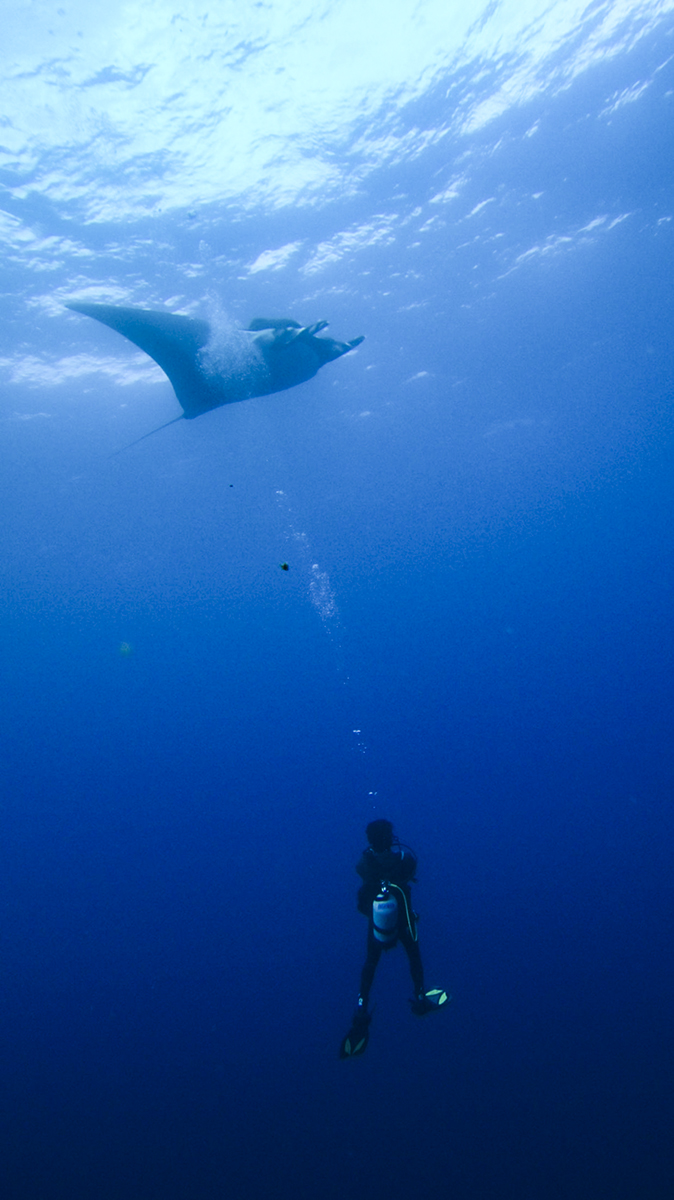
[[66, 303, 365, 452], [247, 317, 301, 331], [66, 302, 216, 418]]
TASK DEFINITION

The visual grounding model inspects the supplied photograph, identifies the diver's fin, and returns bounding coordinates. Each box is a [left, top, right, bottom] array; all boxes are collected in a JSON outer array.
[[339, 1025, 370, 1059], [108, 415, 185, 458], [409, 987, 452, 1017], [339, 1009, 372, 1059]]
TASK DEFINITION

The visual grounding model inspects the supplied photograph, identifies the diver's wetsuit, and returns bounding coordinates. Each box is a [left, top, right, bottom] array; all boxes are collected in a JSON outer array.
[[356, 844, 424, 1006]]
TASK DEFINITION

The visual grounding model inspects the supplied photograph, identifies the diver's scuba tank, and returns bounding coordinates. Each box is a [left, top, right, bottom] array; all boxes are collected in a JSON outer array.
[[372, 883, 398, 944]]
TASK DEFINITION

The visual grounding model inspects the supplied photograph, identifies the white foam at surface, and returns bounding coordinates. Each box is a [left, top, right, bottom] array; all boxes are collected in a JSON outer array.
[[1, 0, 669, 220]]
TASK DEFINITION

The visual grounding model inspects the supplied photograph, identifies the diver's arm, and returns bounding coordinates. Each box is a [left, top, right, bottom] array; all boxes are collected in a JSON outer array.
[[356, 850, 376, 882], [399, 853, 418, 884]]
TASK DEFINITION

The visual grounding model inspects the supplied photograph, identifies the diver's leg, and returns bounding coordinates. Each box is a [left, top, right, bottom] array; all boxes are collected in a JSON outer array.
[[340, 929, 379, 1059], [399, 925, 425, 997], [341, 923, 380, 1051], [358, 924, 383, 1010]]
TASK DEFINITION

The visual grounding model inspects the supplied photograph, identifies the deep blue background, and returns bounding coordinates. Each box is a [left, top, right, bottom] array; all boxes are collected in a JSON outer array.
[[1, 11, 674, 1200]]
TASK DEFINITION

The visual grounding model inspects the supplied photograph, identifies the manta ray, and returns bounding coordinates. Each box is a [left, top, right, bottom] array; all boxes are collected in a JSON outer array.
[[66, 303, 364, 452]]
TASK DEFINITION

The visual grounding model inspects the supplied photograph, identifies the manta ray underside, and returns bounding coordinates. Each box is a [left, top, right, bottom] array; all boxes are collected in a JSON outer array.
[[66, 302, 364, 452]]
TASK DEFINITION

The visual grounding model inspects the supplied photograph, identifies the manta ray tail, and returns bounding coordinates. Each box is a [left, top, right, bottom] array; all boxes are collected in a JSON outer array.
[[108, 415, 185, 458]]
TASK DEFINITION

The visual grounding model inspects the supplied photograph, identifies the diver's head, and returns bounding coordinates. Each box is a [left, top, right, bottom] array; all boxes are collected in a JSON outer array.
[[366, 819, 395, 853]]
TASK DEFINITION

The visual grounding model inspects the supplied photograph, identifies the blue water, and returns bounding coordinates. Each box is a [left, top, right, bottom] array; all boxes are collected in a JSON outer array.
[[2, 3, 674, 1197]]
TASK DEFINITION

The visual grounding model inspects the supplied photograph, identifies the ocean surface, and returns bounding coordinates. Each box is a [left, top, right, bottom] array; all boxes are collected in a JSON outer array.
[[2, 2, 674, 1197]]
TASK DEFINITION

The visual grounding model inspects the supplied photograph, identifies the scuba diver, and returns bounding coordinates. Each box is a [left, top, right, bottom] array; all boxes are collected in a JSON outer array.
[[339, 818, 450, 1059]]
